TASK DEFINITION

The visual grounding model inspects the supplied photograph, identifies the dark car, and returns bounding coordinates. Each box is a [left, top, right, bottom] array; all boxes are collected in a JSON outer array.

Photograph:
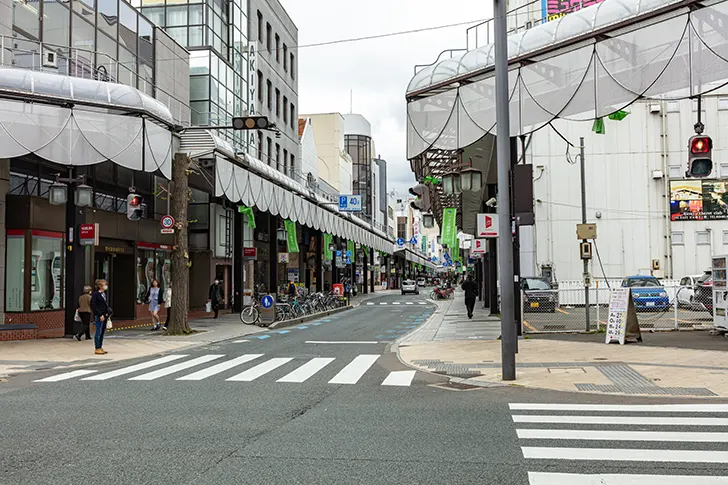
[[521, 277, 557, 312], [622, 275, 670, 311], [694, 270, 713, 315]]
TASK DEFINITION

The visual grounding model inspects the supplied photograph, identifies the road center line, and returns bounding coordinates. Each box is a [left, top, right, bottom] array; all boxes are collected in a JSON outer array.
[[305, 340, 379, 344]]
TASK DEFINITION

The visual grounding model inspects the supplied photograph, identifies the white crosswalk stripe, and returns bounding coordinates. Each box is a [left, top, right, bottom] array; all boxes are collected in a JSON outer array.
[[177, 354, 263, 381], [511, 402, 728, 484], [277, 357, 334, 383], [363, 301, 429, 306], [129, 355, 224, 380], [33, 354, 418, 387], [82, 354, 189, 380]]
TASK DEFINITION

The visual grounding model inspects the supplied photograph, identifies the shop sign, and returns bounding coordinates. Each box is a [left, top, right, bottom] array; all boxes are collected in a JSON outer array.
[[157, 244, 172, 251], [79, 223, 98, 246], [244, 247, 258, 260], [278, 252, 289, 264], [477, 213, 499, 238], [472, 238, 487, 254]]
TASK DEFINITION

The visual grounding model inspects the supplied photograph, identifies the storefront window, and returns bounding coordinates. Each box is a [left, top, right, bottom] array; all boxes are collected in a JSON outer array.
[[30, 232, 64, 311], [156, 250, 172, 290], [6, 232, 25, 312], [136, 248, 155, 303]]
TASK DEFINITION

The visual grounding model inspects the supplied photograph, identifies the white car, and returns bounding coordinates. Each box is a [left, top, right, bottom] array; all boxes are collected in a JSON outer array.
[[677, 274, 702, 307], [416, 277, 427, 287], [401, 279, 419, 295]]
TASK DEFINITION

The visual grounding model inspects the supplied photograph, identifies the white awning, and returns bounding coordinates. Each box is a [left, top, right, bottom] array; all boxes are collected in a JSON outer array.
[[406, 0, 728, 158]]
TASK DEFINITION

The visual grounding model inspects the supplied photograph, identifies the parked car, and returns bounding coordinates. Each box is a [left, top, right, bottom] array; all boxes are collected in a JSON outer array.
[[401, 279, 419, 295], [416, 277, 427, 287], [520, 277, 557, 312], [677, 274, 702, 307], [621, 275, 670, 311], [694, 270, 713, 315]]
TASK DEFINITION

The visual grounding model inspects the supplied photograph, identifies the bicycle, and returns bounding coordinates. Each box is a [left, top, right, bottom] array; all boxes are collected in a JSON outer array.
[[240, 299, 260, 325]]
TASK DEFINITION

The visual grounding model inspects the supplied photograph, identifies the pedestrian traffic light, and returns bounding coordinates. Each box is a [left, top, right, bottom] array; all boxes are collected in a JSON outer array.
[[687, 134, 713, 178], [232, 116, 270, 130], [409, 183, 431, 213], [127, 193, 143, 220]]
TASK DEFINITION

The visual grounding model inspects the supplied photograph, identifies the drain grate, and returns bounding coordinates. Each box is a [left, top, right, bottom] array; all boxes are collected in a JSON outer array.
[[432, 381, 481, 391]]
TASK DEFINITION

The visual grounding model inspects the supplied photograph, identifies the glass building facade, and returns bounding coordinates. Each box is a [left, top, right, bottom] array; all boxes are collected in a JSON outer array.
[[345, 134, 373, 220], [138, 0, 249, 149], [12, 0, 157, 95]]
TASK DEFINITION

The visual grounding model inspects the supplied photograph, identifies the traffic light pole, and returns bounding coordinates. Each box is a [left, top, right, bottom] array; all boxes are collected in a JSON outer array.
[[494, 0, 516, 381], [580, 137, 590, 332]]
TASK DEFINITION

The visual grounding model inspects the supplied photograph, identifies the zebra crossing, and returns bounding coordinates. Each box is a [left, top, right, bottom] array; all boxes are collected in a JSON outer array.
[[365, 301, 429, 306], [511, 402, 728, 484], [33, 353, 417, 387]]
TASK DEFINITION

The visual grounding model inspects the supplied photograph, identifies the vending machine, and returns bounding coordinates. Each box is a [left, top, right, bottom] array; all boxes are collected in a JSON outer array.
[[712, 255, 728, 331]]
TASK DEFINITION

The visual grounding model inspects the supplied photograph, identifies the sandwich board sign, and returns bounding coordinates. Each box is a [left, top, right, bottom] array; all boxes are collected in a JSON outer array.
[[605, 288, 642, 345]]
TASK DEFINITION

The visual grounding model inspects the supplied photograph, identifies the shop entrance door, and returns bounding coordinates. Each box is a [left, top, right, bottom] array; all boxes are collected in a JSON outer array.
[[94, 253, 136, 320]]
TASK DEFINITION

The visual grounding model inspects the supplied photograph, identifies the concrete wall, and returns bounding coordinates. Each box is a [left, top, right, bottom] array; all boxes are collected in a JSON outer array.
[[299, 118, 318, 180], [343, 113, 372, 137], [306, 113, 353, 193], [154, 27, 191, 127], [0, 0, 11, 39], [249, 0, 299, 175]]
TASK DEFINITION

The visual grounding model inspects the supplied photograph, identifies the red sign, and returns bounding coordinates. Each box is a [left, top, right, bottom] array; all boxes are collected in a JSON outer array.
[[79, 223, 97, 246], [472, 238, 487, 254], [244, 247, 257, 259], [477, 214, 499, 238]]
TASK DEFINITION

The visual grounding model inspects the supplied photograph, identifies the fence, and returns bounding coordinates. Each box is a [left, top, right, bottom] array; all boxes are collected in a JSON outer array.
[[521, 284, 713, 333]]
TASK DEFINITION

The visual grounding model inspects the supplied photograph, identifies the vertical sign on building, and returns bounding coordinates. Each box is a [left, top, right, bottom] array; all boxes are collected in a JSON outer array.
[[441, 208, 457, 248], [248, 42, 257, 150]]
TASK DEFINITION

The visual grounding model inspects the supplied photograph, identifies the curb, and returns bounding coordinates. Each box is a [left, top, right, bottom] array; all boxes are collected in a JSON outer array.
[[267, 305, 352, 329]]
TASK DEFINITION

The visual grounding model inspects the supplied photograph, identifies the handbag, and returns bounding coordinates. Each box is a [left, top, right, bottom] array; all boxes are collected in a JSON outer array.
[[74, 309, 81, 322], [106, 318, 113, 330], [205, 301, 212, 313]]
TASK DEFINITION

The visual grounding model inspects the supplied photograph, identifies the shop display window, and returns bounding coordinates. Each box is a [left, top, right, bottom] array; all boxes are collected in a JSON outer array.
[[5, 231, 25, 312], [30, 232, 64, 311]]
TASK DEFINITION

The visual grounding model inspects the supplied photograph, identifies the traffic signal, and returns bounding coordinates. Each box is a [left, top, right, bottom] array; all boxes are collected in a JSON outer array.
[[409, 183, 431, 213], [687, 134, 713, 178], [127, 193, 143, 221], [232, 116, 270, 130]]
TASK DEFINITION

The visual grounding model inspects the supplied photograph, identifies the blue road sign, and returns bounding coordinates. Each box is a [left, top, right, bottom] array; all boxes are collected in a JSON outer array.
[[261, 295, 274, 309], [338, 194, 362, 212], [444, 253, 451, 261], [336, 250, 342, 257], [346, 250, 352, 258], [345, 257, 352, 265], [455, 261, 462, 268], [396, 238, 405, 247], [409, 236, 417, 245]]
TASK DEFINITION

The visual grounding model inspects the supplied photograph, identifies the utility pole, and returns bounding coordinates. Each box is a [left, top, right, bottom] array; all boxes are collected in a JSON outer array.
[[494, 0, 516, 381], [580, 137, 590, 332]]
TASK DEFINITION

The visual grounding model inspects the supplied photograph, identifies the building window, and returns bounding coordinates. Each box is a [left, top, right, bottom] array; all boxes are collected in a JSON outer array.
[[397, 217, 407, 239], [275, 143, 281, 171], [266, 137, 272, 165], [266, 22, 272, 53], [275, 88, 280, 117], [723, 230, 728, 245], [275, 34, 280, 62], [257, 10, 263, 42], [719, 98, 728, 111], [266, 80, 272, 110], [290, 53, 295, 79], [290, 154, 295, 174], [283, 148, 288, 175], [283, 96, 288, 124], [257, 70, 263, 103], [257, 131, 263, 159], [290, 103, 295, 130], [283, 45, 288, 71], [697, 230, 710, 245]]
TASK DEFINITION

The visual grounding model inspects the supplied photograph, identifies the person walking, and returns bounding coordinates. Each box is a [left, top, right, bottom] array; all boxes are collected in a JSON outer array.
[[75, 286, 93, 341], [163, 284, 172, 328], [91, 279, 112, 355], [461, 273, 478, 319], [208, 279, 222, 319], [146, 279, 164, 330], [287, 280, 297, 298]]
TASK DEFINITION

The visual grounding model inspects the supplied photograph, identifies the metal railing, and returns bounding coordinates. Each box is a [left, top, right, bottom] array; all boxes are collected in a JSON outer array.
[[0, 35, 190, 127]]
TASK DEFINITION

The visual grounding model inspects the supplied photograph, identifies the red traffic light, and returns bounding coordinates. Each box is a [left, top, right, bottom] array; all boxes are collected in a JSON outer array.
[[691, 136, 712, 154], [129, 195, 141, 207]]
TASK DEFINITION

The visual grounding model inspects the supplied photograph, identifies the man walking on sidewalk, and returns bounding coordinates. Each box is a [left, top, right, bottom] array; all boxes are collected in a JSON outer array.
[[461, 273, 478, 319]]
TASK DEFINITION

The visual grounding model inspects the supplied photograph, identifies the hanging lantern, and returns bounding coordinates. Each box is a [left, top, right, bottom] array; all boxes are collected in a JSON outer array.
[[422, 213, 435, 228], [48, 182, 68, 206], [459, 166, 483, 192], [75, 184, 94, 207], [442, 171, 460, 195]]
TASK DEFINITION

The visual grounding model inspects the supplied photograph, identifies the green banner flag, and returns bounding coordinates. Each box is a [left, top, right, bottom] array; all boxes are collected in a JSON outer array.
[[285, 220, 299, 253], [323, 233, 332, 261], [237, 206, 256, 229], [441, 208, 457, 248], [592, 117, 605, 134], [452, 245, 460, 263]]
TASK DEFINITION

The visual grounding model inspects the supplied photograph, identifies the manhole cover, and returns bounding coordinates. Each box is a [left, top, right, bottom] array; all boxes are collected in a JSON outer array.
[[431, 381, 481, 391]]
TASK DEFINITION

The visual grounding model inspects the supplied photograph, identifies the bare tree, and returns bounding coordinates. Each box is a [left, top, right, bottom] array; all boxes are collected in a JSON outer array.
[[167, 153, 192, 335]]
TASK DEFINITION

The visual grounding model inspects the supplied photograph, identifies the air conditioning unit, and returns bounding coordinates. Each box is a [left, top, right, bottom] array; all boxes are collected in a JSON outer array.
[[43, 49, 58, 68]]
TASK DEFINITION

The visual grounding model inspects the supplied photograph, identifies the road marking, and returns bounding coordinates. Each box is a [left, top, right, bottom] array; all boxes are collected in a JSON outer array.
[[381, 370, 416, 386], [233, 340, 249, 343], [129, 355, 223, 380], [380, 302, 387, 305], [328, 354, 379, 384], [517, 429, 728, 442], [295, 325, 309, 329], [512, 415, 728, 426], [176, 354, 263, 381], [522, 447, 728, 463], [82, 355, 188, 381], [34, 369, 98, 382], [305, 341, 379, 344], [405, 302, 413, 305], [522, 320, 537, 332], [393, 302, 400, 305], [528, 472, 728, 485], [418, 302, 426, 305], [255, 335, 270, 340], [277, 358, 335, 383], [226, 357, 293, 381], [366, 303, 374, 305], [556, 308, 569, 315], [275, 330, 290, 334], [510, 403, 728, 412]]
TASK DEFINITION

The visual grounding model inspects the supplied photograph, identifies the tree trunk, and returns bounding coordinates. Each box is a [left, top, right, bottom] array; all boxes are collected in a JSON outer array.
[[168, 153, 192, 335]]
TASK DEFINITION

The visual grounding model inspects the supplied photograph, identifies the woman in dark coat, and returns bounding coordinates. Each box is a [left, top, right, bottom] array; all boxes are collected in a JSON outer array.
[[91, 279, 112, 355]]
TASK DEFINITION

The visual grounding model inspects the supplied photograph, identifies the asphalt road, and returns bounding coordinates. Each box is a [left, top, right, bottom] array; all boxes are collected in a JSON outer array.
[[3, 293, 728, 484]]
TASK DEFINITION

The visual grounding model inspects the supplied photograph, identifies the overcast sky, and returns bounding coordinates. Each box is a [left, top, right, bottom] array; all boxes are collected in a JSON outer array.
[[280, 0, 491, 197]]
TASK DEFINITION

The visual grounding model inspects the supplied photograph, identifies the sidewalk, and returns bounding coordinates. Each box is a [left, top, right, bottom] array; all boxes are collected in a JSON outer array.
[[398, 292, 728, 398]]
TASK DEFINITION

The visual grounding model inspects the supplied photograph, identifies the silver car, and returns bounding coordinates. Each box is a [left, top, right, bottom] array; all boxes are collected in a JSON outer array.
[[401, 279, 419, 295]]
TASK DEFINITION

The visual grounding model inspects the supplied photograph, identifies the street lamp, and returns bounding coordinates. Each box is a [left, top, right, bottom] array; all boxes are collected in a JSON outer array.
[[48, 177, 93, 207], [459, 166, 483, 193], [48, 182, 68, 206], [422, 213, 435, 228], [277, 227, 287, 242], [75, 184, 93, 207]]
